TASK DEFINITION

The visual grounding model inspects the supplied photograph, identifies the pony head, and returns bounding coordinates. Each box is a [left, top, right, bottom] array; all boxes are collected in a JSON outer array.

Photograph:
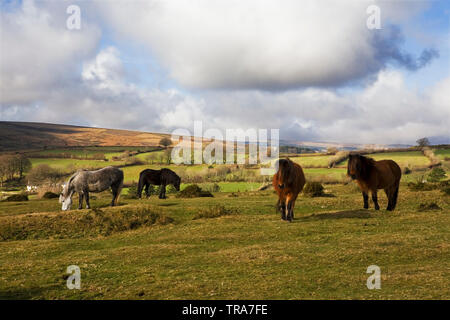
[[276, 158, 294, 189], [347, 154, 360, 180], [347, 154, 373, 180], [59, 180, 74, 211]]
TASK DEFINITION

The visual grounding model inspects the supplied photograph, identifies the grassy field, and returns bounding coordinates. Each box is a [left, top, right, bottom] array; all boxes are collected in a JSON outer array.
[[1, 147, 449, 299], [290, 154, 334, 167], [369, 151, 430, 167], [0, 184, 448, 299]]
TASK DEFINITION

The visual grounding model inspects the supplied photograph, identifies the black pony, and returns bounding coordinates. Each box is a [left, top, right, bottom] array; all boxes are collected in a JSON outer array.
[[137, 168, 181, 199]]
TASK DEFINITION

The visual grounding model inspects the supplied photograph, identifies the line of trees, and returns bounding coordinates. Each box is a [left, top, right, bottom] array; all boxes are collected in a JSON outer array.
[[0, 154, 32, 187]]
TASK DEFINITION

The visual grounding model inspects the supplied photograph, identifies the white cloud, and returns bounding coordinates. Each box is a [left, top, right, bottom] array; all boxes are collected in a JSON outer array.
[[1, 0, 447, 145], [0, 0, 100, 104], [96, 0, 437, 90]]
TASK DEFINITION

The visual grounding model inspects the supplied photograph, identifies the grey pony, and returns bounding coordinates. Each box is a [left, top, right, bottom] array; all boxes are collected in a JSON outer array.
[[59, 166, 124, 211]]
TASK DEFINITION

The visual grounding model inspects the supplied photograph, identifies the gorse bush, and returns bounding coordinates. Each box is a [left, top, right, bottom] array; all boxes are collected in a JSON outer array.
[[42, 191, 59, 199], [428, 167, 446, 182], [303, 182, 325, 197], [176, 184, 213, 198], [5, 194, 28, 202]]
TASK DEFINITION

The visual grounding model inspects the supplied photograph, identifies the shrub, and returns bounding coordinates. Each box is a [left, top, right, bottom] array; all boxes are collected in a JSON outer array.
[[42, 191, 59, 199], [428, 167, 446, 182], [159, 137, 172, 147], [5, 194, 28, 201], [402, 167, 412, 175], [193, 205, 237, 220], [407, 181, 436, 191], [176, 184, 213, 198], [125, 182, 139, 199], [166, 185, 178, 194], [303, 182, 325, 197], [418, 202, 442, 211]]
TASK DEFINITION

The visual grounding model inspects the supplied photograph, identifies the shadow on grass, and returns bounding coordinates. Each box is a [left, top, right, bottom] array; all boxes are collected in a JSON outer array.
[[157, 202, 178, 207], [0, 284, 61, 299], [298, 209, 372, 221]]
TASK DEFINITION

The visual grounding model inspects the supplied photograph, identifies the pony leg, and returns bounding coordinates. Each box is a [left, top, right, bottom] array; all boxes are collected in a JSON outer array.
[[388, 183, 400, 211], [78, 192, 84, 210], [159, 184, 166, 199], [137, 178, 144, 199], [286, 200, 294, 222], [145, 183, 150, 198], [362, 192, 369, 209], [371, 191, 380, 210], [277, 197, 287, 220], [85, 190, 90, 209], [113, 181, 123, 206], [110, 189, 116, 206]]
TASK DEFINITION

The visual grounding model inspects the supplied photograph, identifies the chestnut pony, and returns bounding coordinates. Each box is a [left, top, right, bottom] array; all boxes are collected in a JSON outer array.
[[347, 154, 401, 211], [273, 158, 306, 222]]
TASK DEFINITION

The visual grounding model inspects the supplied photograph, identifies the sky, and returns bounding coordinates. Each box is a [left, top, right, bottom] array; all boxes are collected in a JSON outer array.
[[0, 0, 449, 145]]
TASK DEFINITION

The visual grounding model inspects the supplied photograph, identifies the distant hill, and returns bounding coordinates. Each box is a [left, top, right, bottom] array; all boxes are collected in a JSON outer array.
[[1, 121, 425, 153], [279, 139, 412, 152], [0, 122, 169, 152]]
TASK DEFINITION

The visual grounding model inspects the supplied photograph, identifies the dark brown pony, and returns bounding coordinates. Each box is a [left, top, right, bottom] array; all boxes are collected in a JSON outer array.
[[347, 154, 401, 211], [138, 168, 181, 199], [272, 158, 306, 222]]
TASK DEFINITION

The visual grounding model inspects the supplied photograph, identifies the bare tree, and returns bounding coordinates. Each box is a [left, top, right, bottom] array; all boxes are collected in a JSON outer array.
[[16, 154, 32, 179], [159, 137, 172, 147], [416, 137, 430, 148]]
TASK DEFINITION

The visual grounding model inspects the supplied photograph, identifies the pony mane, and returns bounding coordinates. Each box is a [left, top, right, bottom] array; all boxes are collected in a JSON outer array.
[[62, 172, 78, 196], [277, 158, 296, 186], [357, 154, 376, 179]]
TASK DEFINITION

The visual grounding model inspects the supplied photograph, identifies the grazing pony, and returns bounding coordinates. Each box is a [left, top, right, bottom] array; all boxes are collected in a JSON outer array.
[[137, 168, 181, 199], [272, 158, 306, 222], [347, 154, 401, 211], [59, 166, 123, 211]]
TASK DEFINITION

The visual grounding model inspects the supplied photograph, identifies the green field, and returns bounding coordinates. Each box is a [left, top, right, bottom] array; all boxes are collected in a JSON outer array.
[[435, 149, 450, 161], [0, 184, 448, 299], [369, 151, 430, 167], [1, 147, 449, 299], [290, 154, 334, 167]]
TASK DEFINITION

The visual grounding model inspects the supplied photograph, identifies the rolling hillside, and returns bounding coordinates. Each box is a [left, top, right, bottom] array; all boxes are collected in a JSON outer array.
[[0, 122, 169, 151]]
